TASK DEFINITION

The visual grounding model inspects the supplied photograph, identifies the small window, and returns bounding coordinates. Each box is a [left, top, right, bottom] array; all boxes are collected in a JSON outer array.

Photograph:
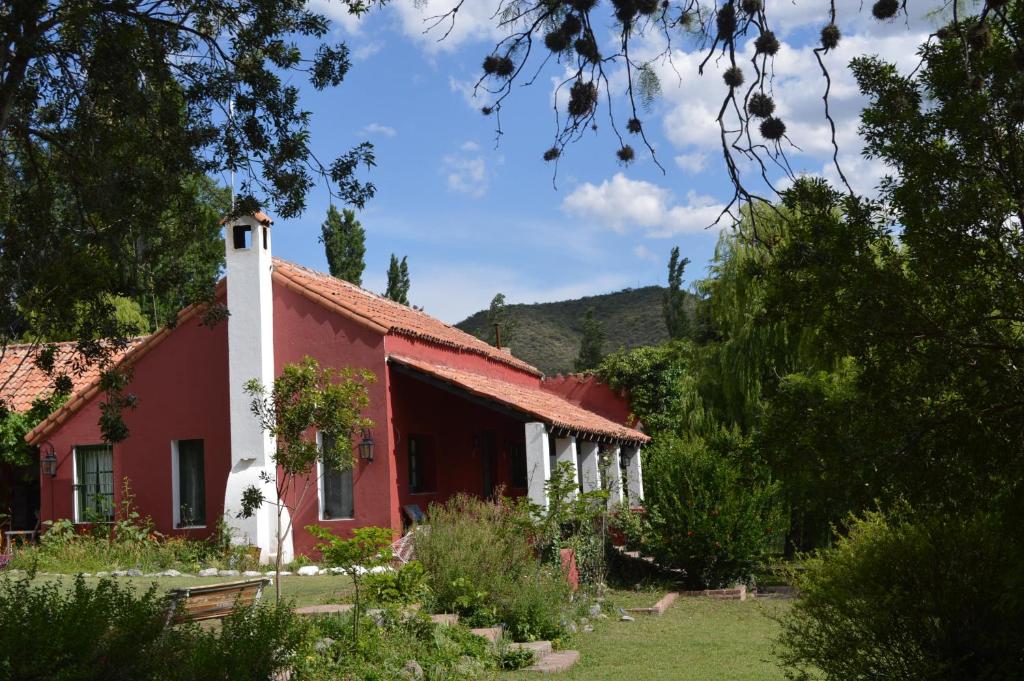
[[509, 442, 527, 488], [75, 445, 114, 522], [174, 440, 206, 527], [232, 224, 252, 249], [321, 433, 354, 520], [408, 435, 435, 494]]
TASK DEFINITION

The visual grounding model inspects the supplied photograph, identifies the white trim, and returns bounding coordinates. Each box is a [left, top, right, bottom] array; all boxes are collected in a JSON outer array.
[[71, 446, 80, 524], [171, 440, 207, 530]]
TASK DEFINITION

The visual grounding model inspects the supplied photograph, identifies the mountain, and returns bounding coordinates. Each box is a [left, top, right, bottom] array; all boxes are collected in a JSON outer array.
[[455, 286, 675, 376]]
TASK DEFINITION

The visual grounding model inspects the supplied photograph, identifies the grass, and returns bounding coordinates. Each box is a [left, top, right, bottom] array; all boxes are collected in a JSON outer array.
[[504, 589, 791, 681], [0, 573, 354, 608]]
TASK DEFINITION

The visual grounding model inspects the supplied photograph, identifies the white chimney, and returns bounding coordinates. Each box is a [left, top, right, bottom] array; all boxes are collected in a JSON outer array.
[[221, 213, 293, 564]]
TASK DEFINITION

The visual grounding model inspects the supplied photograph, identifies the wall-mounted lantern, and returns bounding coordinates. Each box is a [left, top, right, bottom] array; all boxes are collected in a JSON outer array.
[[40, 443, 58, 477], [358, 428, 375, 462]]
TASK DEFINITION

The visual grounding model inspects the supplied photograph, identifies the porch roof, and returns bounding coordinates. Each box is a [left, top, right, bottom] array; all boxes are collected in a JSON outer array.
[[388, 354, 650, 444]]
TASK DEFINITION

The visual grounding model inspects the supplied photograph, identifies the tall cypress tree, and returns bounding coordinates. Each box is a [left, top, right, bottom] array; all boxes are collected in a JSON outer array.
[[484, 293, 518, 347], [320, 206, 366, 286], [575, 307, 605, 372], [663, 246, 691, 339], [384, 254, 410, 305]]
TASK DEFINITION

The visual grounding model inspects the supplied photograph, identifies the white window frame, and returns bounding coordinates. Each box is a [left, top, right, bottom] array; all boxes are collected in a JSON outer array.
[[171, 440, 207, 529], [72, 444, 114, 524], [316, 431, 354, 521]]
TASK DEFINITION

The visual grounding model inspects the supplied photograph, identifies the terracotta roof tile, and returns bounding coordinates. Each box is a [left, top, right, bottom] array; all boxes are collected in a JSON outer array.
[[389, 354, 649, 443], [0, 340, 144, 413], [273, 259, 541, 376]]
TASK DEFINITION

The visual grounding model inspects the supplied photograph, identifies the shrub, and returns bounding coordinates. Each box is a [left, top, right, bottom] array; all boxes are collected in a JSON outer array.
[[364, 560, 429, 607], [643, 433, 784, 588], [777, 506, 1024, 681], [415, 494, 570, 640]]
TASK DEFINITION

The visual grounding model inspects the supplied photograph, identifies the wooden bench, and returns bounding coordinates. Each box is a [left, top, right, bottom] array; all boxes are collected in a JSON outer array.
[[165, 578, 271, 624]]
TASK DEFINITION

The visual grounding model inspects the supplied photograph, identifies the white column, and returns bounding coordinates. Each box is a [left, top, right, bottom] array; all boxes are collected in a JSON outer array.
[[604, 444, 624, 509], [624, 444, 644, 507], [223, 213, 292, 564], [554, 436, 579, 500], [578, 441, 601, 493], [525, 422, 551, 510]]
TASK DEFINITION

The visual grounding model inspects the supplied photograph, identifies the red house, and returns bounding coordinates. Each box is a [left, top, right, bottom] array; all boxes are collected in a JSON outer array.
[[14, 213, 647, 561]]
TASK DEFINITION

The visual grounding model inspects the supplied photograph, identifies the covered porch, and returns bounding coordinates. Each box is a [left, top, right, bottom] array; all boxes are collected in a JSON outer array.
[[386, 355, 647, 521]]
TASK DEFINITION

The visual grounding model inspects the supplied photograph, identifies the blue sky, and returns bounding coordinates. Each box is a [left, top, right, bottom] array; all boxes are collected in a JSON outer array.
[[258, 1, 939, 323]]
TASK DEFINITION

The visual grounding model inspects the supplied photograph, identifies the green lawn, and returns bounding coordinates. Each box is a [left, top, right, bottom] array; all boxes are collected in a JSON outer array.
[[1, 573, 354, 608], [505, 591, 791, 681]]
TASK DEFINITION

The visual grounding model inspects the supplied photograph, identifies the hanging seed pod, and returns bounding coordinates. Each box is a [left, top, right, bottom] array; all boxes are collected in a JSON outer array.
[[872, 0, 899, 20], [724, 66, 745, 88], [935, 27, 950, 40], [820, 24, 840, 50], [754, 30, 780, 56], [481, 106, 493, 116], [748, 92, 775, 118], [741, 0, 763, 14], [494, 57, 515, 77], [967, 22, 991, 52], [760, 116, 786, 140], [561, 14, 583, 36], [568, 80, 598, 118], [717, 3, 737, 37], [545, 29, 571, 52], [570, 0, 597, 11], [575, 35, 602, 63], [483, 55, 500, 74], [637, 0, 660, 15], [543, 147, 561, 162], [617, 145, 636, 164], [613, 0, 638, 25], [627, 117, 643, 134]]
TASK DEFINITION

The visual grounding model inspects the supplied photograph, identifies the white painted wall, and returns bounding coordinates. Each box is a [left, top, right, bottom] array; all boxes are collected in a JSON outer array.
[[604, 444, 624, 509], [577, 441, 601, 494], [222, 215, 293, 564], [554, 436, 579, 500], [624, 444, 644, 507], [525, 422, 551, 510]]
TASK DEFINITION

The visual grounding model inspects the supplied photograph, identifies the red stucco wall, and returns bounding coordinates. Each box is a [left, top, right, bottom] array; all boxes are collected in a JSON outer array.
[[385, 335, 541, 387], [39, 313, 231, 541], [271, 283, 394, 555], [387, 368, 527, 517], [541, 374, 633, 425]]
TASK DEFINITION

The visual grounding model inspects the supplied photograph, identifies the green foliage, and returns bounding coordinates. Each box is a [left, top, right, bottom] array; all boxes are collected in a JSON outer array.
[[483, 292, 518, 347], [384, 254, 411, 305], [364, 560, 430, 607], [456, 285, 676, 375], [777, 505, 1024, 681], [0, 574, 308, 681], [309, 524, 393, 643], [320, 205, 366, 286], [414, 494, 570, 641], [663, 246, 691, 340], [575, 307, 606, 372], [643, 434, 784, 588]]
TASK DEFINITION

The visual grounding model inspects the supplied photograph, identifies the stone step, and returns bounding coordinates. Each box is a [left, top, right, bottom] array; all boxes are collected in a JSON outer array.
[[524, 650, 581, 673], [510, 640, 553, 656], [429, 613, 459, 626], [470, 626, 503, 642], [294, 604, 352, 616]]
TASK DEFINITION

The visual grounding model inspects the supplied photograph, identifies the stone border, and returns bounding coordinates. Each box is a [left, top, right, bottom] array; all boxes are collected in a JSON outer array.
[[678, 584, 748, 601], [625, 591, 679, 615]]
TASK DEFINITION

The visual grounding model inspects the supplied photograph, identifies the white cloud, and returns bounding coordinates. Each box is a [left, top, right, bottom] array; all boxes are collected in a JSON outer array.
[[391, 0, 507, 52], [562, 173, 726, 236], [674, 152, 707, 174], [442, 145, 492, 198], [633, 244, 660, 263], [306, 0, 366, 34], [361, 122, 396, 137], [352, 41, 384, 61]]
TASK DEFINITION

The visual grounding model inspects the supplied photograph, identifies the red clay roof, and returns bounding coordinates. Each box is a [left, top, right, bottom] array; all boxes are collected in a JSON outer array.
[[273, 259, 542, 376], [1, 340, 144, 413], [389, 354, 649, 443]]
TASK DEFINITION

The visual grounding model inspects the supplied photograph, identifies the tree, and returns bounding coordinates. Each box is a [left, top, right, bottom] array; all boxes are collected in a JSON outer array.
[[384, 254, 410, 305], [663, 247, 691, 340], [308, 525, 393, 644], [0, 1, 382, 440], [320, 206, 366, 286], [484, 293, 518, 347], [575, 308, 605, 372], [240, 356, 374, 601]]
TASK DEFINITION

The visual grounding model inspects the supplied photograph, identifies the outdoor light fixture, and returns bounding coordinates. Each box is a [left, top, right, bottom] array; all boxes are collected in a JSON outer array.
[[40, 444, 58, 477], [358, 428, 375, 462]]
